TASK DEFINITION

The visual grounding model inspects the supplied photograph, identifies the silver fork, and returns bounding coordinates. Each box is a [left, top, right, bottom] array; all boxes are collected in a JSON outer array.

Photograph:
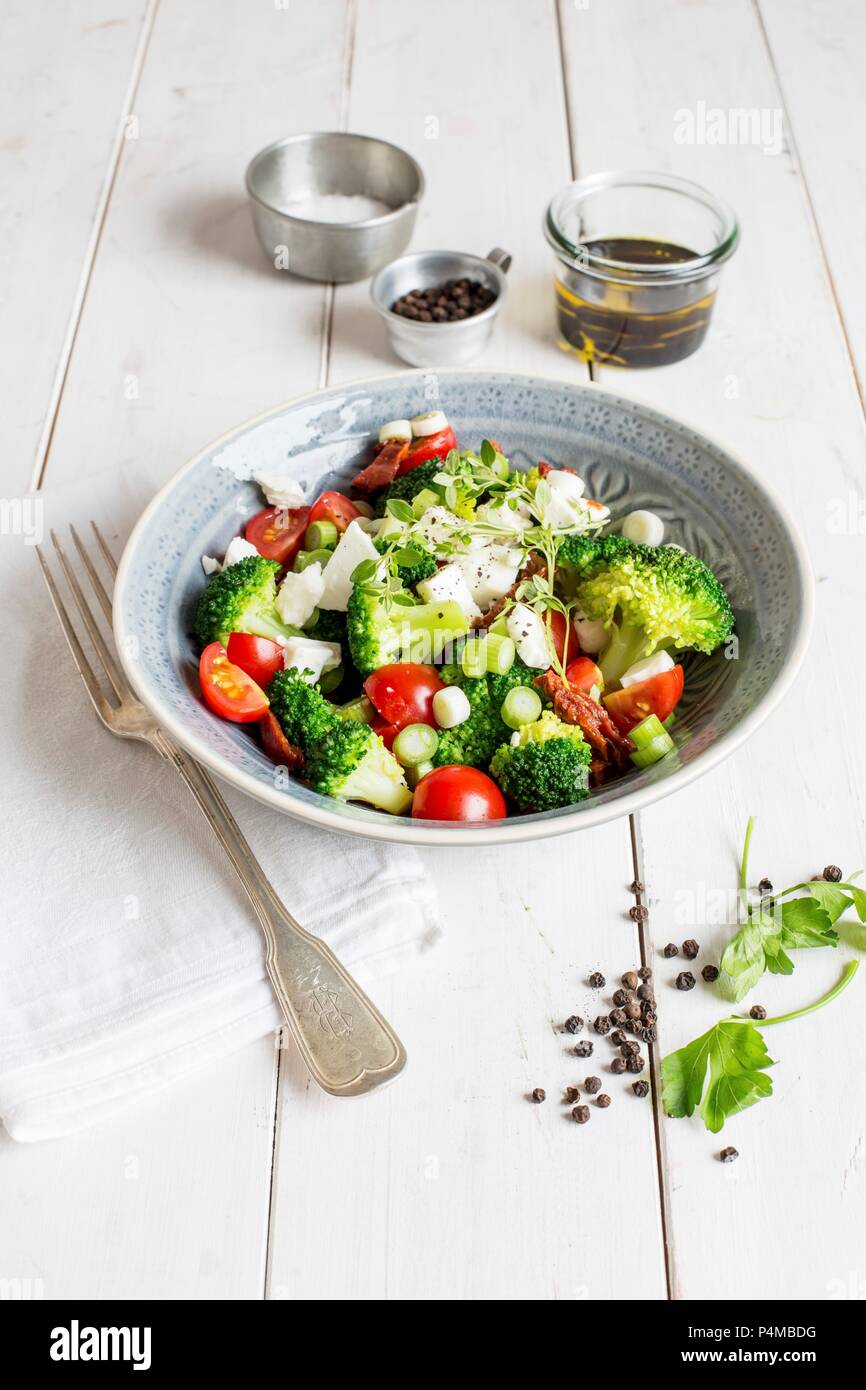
[[36, 524, 407, 1097]]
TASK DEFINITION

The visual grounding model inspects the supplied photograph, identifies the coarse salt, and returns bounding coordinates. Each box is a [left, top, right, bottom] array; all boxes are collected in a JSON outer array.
[[283, 193, 392, 223]]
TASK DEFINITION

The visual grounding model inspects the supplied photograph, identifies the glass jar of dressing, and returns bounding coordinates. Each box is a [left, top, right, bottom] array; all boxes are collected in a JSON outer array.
[[544, 171, 739, 368]]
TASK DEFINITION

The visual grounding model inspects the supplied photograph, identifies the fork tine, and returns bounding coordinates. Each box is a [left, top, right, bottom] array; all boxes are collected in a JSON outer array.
[[70, 523, 112, 624], [36, 546, 115, 724], [90, 520, 118, 577], [50, 530, 129, 701]]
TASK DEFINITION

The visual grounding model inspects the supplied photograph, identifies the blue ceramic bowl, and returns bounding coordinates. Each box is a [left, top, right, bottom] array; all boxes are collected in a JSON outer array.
[[114, 371, 812, 845]]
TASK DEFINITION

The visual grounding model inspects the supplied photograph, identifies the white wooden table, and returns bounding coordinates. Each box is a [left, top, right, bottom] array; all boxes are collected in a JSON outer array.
[[3, 0, 865, 1300]]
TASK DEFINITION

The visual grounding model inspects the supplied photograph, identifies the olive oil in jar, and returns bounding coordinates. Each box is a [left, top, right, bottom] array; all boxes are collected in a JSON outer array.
[[555, 238, 717, 369]]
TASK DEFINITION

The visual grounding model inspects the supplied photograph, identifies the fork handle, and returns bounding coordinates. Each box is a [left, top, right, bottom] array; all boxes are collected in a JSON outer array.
[[151, 732, 407, 1096]]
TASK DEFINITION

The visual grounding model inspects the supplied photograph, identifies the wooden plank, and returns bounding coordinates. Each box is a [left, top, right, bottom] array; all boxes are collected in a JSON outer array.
[[559, 0, 866, 1298], [1, 0, 348, 1299], [0, 0, 152, 492], [759, 0, 866, 410], [267, 0, 667, 1301]]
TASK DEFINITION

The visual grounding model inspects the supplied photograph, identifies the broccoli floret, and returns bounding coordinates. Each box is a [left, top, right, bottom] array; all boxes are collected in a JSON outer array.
[[377, 453, 478, 519], [346, 583, 469, 676], [489, 711, 592, 812], [195, 555, 299, 648], [431, 671, 504, 769], [556, 534, 734, 683], [305, 720, 412, 815], [303, 606, 347, 648], [378, 458, 443, 510], [373, 535, 438, 588], [267, 668, 340, 753]]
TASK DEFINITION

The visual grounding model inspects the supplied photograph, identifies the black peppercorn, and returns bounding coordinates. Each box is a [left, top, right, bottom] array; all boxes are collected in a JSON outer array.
[[630, 879, 644, 894], [823, 865, 843, 883], [682, 939, 699, 959], [629, 904, 649, 923], [701, 964, 720, 983], [637, 983, 655, 1003], [676, 971, 696, 991], [588, 971, 606, 988], [593, 1015, 612, 1035], [632, 1080, 650, 1098], [610, 1029, 626, 1046], [531, 1087, 546, 1103], [719, 1146, 739, 1163], [612, 988, 631, 1008], [626, 1054, 645, 1074], [609, 1007, 627, 1025], [563, 1014, 583, 1034], [621, 971, 639, 991], [584, 1075, 602, 1094], [749, 1004, 767, 1020], [596, 1093, 612, 1108], [611, 1057, 627, 1074], [663, 943, 679, 958], [620, 1040, 640, 1057], [564, 1086, 581, 1104], [638, 966, 652, 980], [625, 1002, 642, 1020], [574, 1040, 594, 1058], [757, 877, 773, 896], [572, 1104, 590, 1124]]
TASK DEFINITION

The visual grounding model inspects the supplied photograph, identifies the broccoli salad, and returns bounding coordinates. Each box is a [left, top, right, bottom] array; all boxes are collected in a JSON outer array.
[[193, 408, 734, 823]]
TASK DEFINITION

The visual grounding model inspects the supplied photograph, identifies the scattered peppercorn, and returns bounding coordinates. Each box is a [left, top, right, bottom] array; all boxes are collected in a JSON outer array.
[[701, 964, 720, 983], [588, 971, 606, 988], [638, 966, 652, 981], [633, 1021, 658, 1043], [629, 904, 649, 923], [637, 983, 654, 1003], [621, 970, 639, 991], [676, 971, 696, 991], [596, 1093, 612, 1108], [757, 877, 773, 895], [823, 865, 843, 883], [610, 1029, 626, 1047], [625, 1002, 642, 1020], [682, 939, 699, 959], [620, 1041, 640, 1057], [611, 1057, 627, 1074], [749, 1004, 767, 1020], [609, 1007, 627, 1025], [563, 1015, 583, 1034], [392, 277, 496, 322], [531, 1087, 546, 1103], [719, 1146, 739, 1163], [584, 1075, 602, 1094], [626, 1054, 645, 1074], [565, 1086, 581, 1104], [572, 1104, 590, 1124], [593, 1015, 612, 1035], [663, 943, 679, 958], [612, 988, 631, 1008], [630, 879, 644, 894], [632, 1080, 650, 1098], [574, 1040, 594, 1058]]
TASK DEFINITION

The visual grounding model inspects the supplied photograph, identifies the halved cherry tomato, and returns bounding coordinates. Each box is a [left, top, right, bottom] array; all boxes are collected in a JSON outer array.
[[199, 642, 269, 723], [364, 662, 445, 730], [245, 505, 310, 566], [565, 655, 604, 696], [396, 426, 458, 475], [603, 665, 685, 735], [308, 490, 361, 533], [226, 633, 284, 689], [259, 710, 304, 769], [371, 717, 397, 751], [411, 765, 507, 821], [547, 610, 572, 668]]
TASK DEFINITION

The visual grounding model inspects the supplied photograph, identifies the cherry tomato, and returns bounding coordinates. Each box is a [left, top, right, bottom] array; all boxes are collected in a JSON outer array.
[[397, 426, 458, 475], [308, 490, 361, 533], [199, 642, 269, 723], [411, 765, 507, 821], [547, 610, 572, 667], [565, 655, 604, 696], [226, 633, 284, 689], [245, 505, 310, 566], [603, 665, 685, 735], [371, 717, 397, 751], [364, 663, 445, 730]]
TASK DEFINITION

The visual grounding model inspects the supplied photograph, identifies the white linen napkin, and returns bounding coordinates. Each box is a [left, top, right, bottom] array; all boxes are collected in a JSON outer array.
[[0, 466, 441, 1142]]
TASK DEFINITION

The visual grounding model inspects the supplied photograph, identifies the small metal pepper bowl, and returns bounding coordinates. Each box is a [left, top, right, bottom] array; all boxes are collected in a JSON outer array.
[[370, 247, 511, 367]]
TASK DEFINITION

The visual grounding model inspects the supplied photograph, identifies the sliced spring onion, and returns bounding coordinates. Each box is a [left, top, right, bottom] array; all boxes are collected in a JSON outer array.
[[393, 723, 439, 767], [501, 685, 542, 730], [628, 713, 667, 749], [293, 547, 332, 573], [412, 488, 440, 518], [305, 519, 338, 551], [337, 694, 376, 724], [461, 637, 488, 679], [433, 685, 471, 729], [405, 760, 434, 789], [662, 712, 676, 732], [485, 632, 515, 675], [630, 730, 674, 769]]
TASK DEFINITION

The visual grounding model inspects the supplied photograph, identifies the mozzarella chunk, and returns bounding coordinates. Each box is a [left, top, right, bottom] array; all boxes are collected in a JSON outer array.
[[282, 636, 342, 684], [317, 519, 381, 611], [572, 613, 609, 655], [276, 561, 325, 628], [411, 410, 448, 438], [621, 509, 665, 546], [475, 498, 534, 535], [454, 543, 522, 612], [412, 505, 464, 547], [201, 554, 221, 576], [506, 603, 553, 669], [222, 536, 261, 568], [416, 563, 481, 621], [254, 471, 305, 510], [620, 650, 675, 689], [378, 419, 412, 443], [433, 686, 471, 729]]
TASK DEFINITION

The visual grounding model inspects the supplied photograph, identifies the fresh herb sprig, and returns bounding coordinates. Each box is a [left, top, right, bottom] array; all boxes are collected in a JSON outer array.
[[661, 961, 859, 1132], [717, 817, 866, 1001]]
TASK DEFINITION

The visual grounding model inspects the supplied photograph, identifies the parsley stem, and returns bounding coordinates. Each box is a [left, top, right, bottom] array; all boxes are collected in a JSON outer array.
[[739, 814, 755, 893], [727, 960, 859, 1027], [767, 875, 861, 903]]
